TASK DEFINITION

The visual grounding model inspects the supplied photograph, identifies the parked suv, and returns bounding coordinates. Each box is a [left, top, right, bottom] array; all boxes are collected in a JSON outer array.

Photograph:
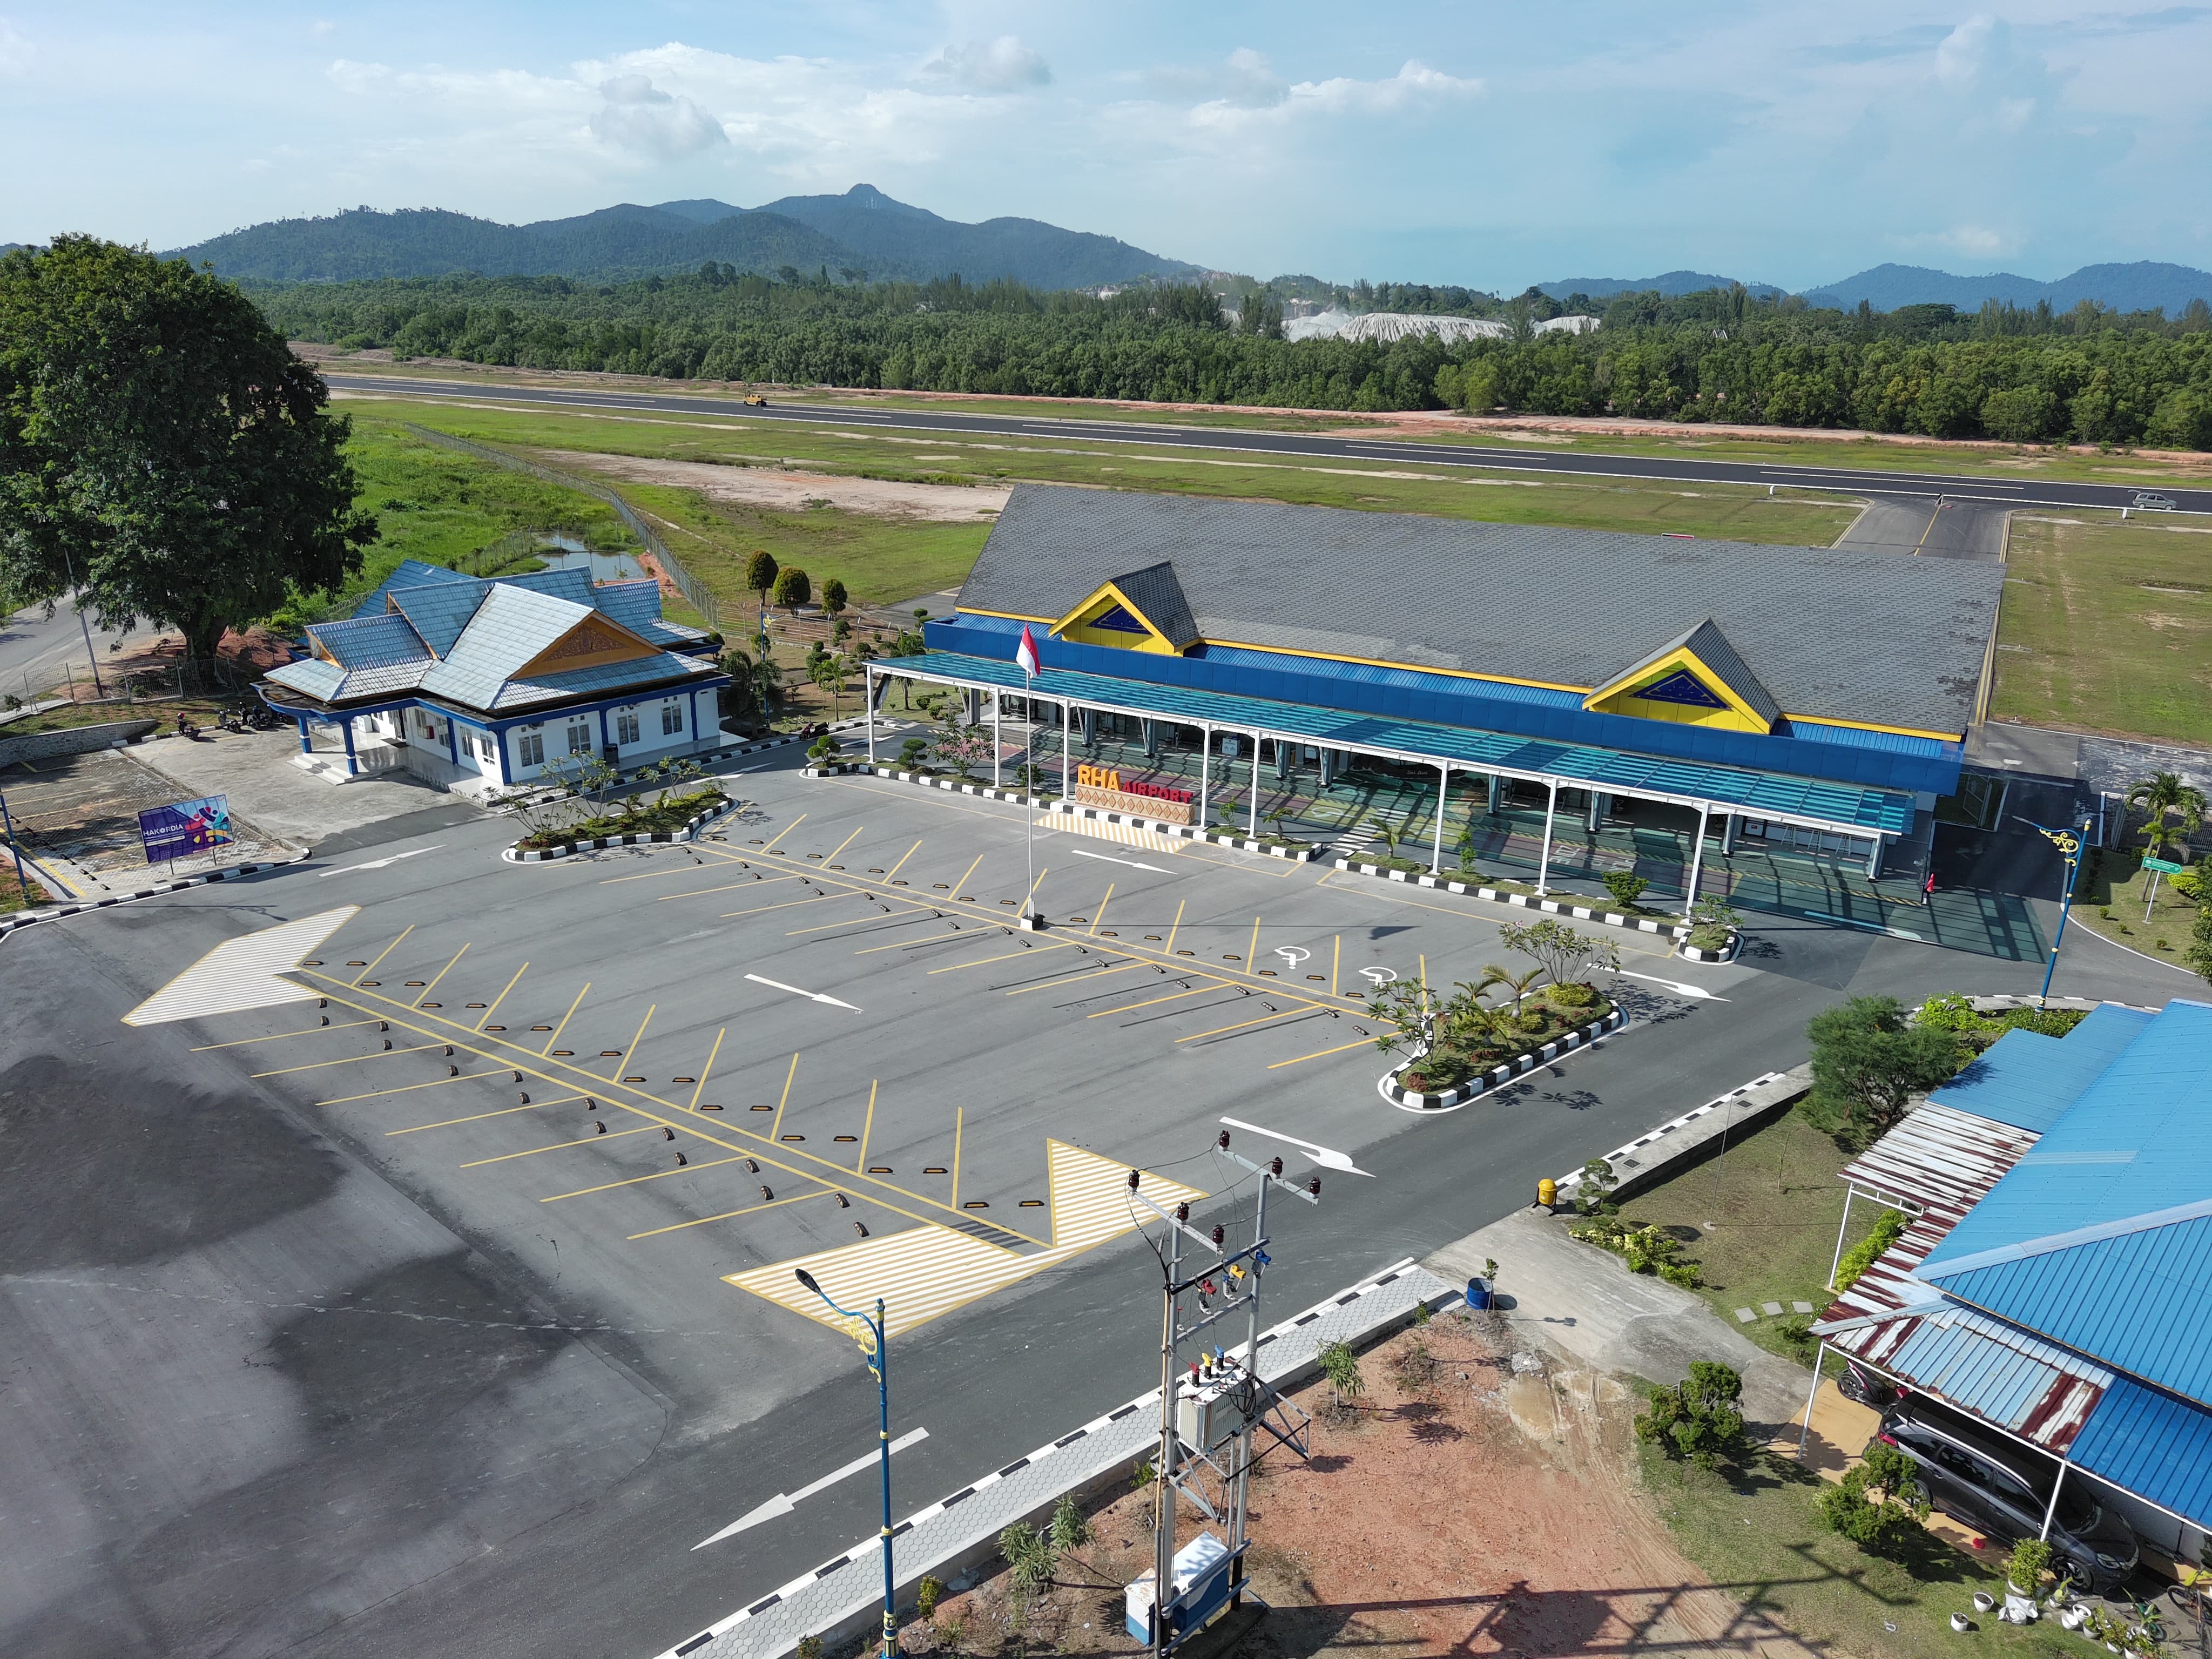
[[1872, 1404, 2140, 1594], [2133, 491, 2177, 510]]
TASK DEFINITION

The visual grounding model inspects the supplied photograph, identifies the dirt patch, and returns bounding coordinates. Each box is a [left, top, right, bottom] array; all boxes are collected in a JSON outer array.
[[529, 449, 1013, 523], [905, 1318, 1816, 1659]]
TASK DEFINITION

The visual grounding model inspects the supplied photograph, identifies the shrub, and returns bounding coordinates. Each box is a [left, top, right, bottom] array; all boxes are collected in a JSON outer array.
[[916, 1575, 946, 1618], [796, 1638, 825, 1659], [998, 1521, 1055, 1595], [821, 576, 848, 616], [1635, 1361, 1744, 1467], [1833, 1208, 1907, 1291], [773, 565, 812, 611], [1570, 1215, 1703, 1285], [898, 737, 930, 769], [1805, 995, 1960, 1142], [807, 735, 842, 763], [744, 548, 779, 605], [2008, 1537, 2053, 1591], [1317, 1339, 1365, 1406], [1049, 1493, 1091, 1555], [1601, 871, 1649, 911], [1816, 1441, 1928, 1554], [1548, 980, 1597, 1009]]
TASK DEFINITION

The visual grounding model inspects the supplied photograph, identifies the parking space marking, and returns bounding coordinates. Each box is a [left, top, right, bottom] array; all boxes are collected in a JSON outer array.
[[822, 825, 866, 864], [882, 838, 924, 881], [538, 1152, 756, 1203], [926, 939, 1080, 974], [477, 962, 529, 1029], [628, 1188, 834, 1242], [689, 1029, 725, 1110], [852, 926, 976, 956], [858, 1079, 877, 1170], [542, 982, 591, 1054], [192, 1019, 380, 1051], [719, 891, 854, 921], [1175, 1006, 1317, 1045], [461, 1125, 656, 1167], [1002, 959, 1149, 997], [318, 1067, 510, 1106], [1085, 981, 1209, 1018], [770, 1051, 799, 1139], [352, 926, 414, 984], [252, 1041, 447, 1078], [654, 873, 803, 902], [726, 1141, 1209, 1338], [611, 1005, 655, 1080], [1089, 884, 1114, 933], [1266, 1037, 1376, 1070], [758, 813, 809, 853], [1164, 898, 1186, 953], [414, 944, 470, 1005], [385, 1094, 594, 1135]]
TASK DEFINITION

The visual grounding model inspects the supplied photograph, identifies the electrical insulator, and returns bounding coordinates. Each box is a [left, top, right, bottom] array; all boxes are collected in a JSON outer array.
[[1270, 1156, 1283, 1177], [1309, 1176, 1321, 1198], [1175, 1202, 1189, 1224], [1127, 1168, 1141, 1190], [1211, 1224, 1224, 1247], [1217, 1129, 1230, 1150]]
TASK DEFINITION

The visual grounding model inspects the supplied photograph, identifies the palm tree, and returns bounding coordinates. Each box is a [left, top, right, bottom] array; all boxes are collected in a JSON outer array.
[[2127, 772, 2206, 860], [1489, 963, 1545, 1018], [1367, 813, 1401, 860]]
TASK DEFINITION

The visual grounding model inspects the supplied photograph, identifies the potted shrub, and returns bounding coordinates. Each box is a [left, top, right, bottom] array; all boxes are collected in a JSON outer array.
[[2006, 1538, 2051, 1623]]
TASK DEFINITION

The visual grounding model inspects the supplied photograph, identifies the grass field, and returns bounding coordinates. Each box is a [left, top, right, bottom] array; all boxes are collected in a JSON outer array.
[[1582, 1107, 1884, 1365], [2075, 846, 2207, 961], [1991, 513, 2212, 741], [316, 357, 2212, 487]]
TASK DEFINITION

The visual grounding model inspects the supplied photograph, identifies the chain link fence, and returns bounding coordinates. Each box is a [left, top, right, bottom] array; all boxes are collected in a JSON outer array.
[[401, 423, 723, 632]]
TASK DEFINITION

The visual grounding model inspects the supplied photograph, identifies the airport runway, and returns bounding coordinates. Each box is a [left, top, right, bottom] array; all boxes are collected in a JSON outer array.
[[323, 374, 2212, 518]]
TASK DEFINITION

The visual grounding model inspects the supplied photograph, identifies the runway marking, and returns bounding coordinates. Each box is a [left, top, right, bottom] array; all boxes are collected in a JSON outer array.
[[461, 1126, 655, 1166], [316, 845, 441, 879], [538, 1152, 754, 1203], [386, 1095, 591, 1135], [693, 1427, 932, 1549], [477, 962, 528, 1028], [122, 907, 361, 1026], [726, 1141, 1207, 1338], [745, 973, 860, 1010], [628, 1188, 834, 1241]]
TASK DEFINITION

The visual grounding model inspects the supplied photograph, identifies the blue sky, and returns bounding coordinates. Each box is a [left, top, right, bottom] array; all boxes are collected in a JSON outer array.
[[5, 2, 2208, 291]]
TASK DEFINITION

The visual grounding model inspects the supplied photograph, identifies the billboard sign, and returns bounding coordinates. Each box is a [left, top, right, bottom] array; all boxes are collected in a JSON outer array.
[[140, 795, 234, 864]]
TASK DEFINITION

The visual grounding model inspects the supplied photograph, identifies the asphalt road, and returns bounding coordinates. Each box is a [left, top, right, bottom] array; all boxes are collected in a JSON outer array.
[[1, 756, 2198, 1658], [0, 601, 129, 700], [325, 374, 2212, 517]]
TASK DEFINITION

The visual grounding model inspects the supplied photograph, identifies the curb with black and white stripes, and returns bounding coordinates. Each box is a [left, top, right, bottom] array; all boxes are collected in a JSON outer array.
[[1378, 1007, 1629, 1112], [1330, 859, 1742, 962], [0, 851, 313, 941], [824, 765, 1323, 860], [503, 794, 744, 863], [656, 1256, 1454, 1659], [1548, 1068, 1804, 1202]]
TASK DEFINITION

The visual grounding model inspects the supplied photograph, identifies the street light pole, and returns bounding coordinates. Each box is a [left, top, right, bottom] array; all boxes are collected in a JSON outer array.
[[58, 549, 106, 699], [795, 1269, 896, 1659], [2016, 815, 2092, 1008]]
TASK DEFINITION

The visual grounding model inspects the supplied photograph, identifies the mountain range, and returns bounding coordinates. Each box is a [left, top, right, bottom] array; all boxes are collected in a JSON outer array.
[[1800, 261, 2212, 315], [162, 184, 1204, 290]]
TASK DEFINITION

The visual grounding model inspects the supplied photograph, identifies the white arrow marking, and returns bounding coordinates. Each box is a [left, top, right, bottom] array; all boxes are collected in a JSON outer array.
[[744, 972, 861, 1011], [1616, 969, 1728, 1002], [1065, 846, 1171, 874], [693, 1427, 929, 1549], [316, 845, 442, 878], [1217, 1116, 1375, 1177]]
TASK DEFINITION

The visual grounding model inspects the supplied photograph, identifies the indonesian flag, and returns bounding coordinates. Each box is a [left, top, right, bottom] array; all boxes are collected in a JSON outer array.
[[1015, 623, 1041, 678]]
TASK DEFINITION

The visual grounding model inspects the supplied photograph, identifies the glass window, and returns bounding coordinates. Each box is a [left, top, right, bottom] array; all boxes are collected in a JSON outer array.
[[616, 711, 640, 745], [518, 730, 544, 766], [567, 719, 592, 756], [661, 702, 683, 736]]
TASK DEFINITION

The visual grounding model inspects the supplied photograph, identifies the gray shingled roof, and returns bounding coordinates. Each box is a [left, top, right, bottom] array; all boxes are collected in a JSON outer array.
[[955, 485, 2003, 733], [1599, 618, 1781, 726]]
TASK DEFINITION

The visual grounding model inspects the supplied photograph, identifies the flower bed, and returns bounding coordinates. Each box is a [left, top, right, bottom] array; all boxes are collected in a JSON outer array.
[[506, 787, 734, 861], [1378, 985, 1628, 1111]]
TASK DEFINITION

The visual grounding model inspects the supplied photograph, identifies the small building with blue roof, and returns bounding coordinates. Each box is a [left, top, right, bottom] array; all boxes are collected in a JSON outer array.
[[1814, 998, 2212, 1568], [258, 559, 729, 790]]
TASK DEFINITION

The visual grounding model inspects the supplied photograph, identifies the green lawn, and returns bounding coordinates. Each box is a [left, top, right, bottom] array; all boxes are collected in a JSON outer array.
[[2074, 845, 2207, 962], [1579, 1107, 1885, 1365], [1992, 513, 2212, 741], [341, 393, 1866, 548], [1644, 1445, 2080, 1659]]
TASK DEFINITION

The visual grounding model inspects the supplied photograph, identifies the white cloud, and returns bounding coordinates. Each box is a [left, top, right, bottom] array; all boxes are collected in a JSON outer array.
[[589, 72, 728, 157], [310, 19, 336, 38], [1934, 14, 1995, 83], [1188, 57, 1480, 129], [919, 35, 1049, 95], [1940, 224, 2009, 256], [0, 18, 31, 76]]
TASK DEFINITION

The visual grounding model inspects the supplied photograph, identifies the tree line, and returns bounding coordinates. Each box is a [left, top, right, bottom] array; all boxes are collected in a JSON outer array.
[[255, 267, 2212, 447]]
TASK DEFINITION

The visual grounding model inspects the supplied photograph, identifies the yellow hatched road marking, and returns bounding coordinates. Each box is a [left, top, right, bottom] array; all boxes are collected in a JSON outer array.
[[726, 1141, 1206, 1338]]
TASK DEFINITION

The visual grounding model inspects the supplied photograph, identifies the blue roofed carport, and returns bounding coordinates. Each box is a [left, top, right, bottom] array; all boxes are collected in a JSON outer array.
[[2067, 1374, 2212, 1532]]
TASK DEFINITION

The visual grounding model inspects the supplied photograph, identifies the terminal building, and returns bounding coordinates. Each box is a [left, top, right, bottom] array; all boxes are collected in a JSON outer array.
[[259, 558, 729, 791], [869, 484, 2003, 906]]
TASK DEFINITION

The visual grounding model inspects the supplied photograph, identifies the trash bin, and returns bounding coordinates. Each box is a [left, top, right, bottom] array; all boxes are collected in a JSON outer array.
[[1465, 1277, 1491, 1311]]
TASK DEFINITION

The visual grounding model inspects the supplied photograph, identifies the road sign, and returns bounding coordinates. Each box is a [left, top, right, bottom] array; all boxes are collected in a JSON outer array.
[[2143, 857, 2184, 874], [138, 795, 232, 864]]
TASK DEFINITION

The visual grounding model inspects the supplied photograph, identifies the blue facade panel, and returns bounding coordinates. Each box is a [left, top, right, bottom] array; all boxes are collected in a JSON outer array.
[[2068, 1374, 2212, 1530], [927, 619, 1961, 797]]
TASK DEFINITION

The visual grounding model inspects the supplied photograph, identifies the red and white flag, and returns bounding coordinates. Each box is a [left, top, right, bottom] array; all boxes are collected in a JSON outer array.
[[1015, 623, 1041, 678]]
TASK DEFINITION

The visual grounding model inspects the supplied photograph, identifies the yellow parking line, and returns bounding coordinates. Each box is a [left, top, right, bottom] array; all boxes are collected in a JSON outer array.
[[1004, 959, 1146, 996], [882, 838, 924, 880], [821, 824, 866, 864], [319, 1068, 508, 1106], [538, 1152, 753, 1203], [460, 1126, 654, 1168], [1088, 982, 1212, 1018], [946, 851, 986, 898], [415, 943, 470, 1003], [926, 939, 1077, 973], [192, 1018, 379, 1050], [627, 1188, 830, 1241], [612, 1005, 655, 1080], [253, 1041, 443, 1077], [655, 873, 801, 902], [477, 962, 528, 1028], [542, 982, 590, 1053], [1176, 1006, 1310, 1044], [859, 1079, 877, 1169], [385, 1094, 592, 1135], [758, 812, 808, 853], [720, 892, 845, 920], [1022, 863, 1050, 907], [353, 926, 413, 984], [770, 1051, 799, 1139], [689, 1029, 724, 1110], [603, 860, 740, 885], [1332, 934, 1340, 996], [1247, 915, 1260, 965], [1090, 884, 1114, 934], [1266, 1037, 1374, 1070], [1164, 898, 1186, 953], [852, 926, 975, 955]]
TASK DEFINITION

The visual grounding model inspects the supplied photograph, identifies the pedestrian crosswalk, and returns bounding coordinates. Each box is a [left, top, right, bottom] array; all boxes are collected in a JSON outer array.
[[725, 1139, 1208, 1337], [122, 906, 360, 1026]]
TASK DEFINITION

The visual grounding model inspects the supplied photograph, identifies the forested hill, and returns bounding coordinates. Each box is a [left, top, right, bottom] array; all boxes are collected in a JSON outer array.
[[161, 186, 1202, 288], [1805, 261, 2212, 317], [257, 267, 2212, 449]]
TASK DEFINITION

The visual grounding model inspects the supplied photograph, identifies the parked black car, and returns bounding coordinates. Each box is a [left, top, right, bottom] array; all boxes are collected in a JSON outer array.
[[1872, 1402, 2141, 1594]]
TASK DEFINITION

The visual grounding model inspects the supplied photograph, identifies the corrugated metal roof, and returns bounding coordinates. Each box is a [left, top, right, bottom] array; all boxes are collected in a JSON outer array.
[[2068, 1374, 2212, 1530], [911, 649, 1917, 835], [308, 613, 433, 672], [1872, 1305, 2109, 1451], [420, 584, 591, 709], [1835, 1100, 2041, 1216], [1786, 719, 1953, 760], [389, 579, 491, 657], [1925, 1005, 2156, 1134], [955, 483, 2001, 733]]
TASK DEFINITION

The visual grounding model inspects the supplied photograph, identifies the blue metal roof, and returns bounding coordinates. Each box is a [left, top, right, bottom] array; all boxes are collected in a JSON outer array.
[[2067, 1374, 2212, 1529], [349, 557, 458, 619], [389, 579, 492, 657], [1926, 1004, 2157, 1134], [1785, 719, 1953, 760], [909, 648, 1916, 835], [503, 567, 598, 608], [420, 584, 588, 708], [308, 612, 434, 672]]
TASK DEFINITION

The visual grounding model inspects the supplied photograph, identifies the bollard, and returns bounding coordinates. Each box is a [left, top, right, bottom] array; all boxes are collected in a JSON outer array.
[[1537, 1177, 1556, 1208]]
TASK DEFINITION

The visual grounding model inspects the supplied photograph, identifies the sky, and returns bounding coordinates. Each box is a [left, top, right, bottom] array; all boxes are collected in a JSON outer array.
[[4, 2, 2209, 291]]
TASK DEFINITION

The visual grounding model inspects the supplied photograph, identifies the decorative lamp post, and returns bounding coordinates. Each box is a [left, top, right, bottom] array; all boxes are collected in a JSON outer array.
[[2017, 815, 2092, 1008], [794, 1269, 896, 1659]]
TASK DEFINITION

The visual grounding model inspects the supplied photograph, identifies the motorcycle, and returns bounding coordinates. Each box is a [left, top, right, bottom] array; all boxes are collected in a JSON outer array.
[[1838, 1358, 1902, 1410]]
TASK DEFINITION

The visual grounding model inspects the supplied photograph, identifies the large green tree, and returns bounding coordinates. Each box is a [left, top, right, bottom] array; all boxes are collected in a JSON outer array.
[[1806, 995, 1961, 1143], [0, 237, 376, 665]]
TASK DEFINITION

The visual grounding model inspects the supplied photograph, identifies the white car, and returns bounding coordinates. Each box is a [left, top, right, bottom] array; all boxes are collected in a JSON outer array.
[[2133, 491, 2177, 510]]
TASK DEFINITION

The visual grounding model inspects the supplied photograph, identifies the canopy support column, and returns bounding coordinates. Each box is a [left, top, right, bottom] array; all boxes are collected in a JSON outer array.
[[1249, 733, 1262, 837], [991, 692, 1001, 787], [295, 715, 311, 755], [1864, 834, 1885, 880], [1196, 725, 1211, 831], [1683, 804, 1710, 917], [1061, 701, 1071, 796], [1535, 780, 1559, 894], [1721, 812, 1737, 856], [1797, 1341, 1829, 1455], [1827, 1187, 1856, 1290], [2039, 1463, 2069, 1541], [1431, 763, 1451, 873], [865, 666, 876, 764], [1487, 773, 1502, 817], [342, 717, 359, 777]]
